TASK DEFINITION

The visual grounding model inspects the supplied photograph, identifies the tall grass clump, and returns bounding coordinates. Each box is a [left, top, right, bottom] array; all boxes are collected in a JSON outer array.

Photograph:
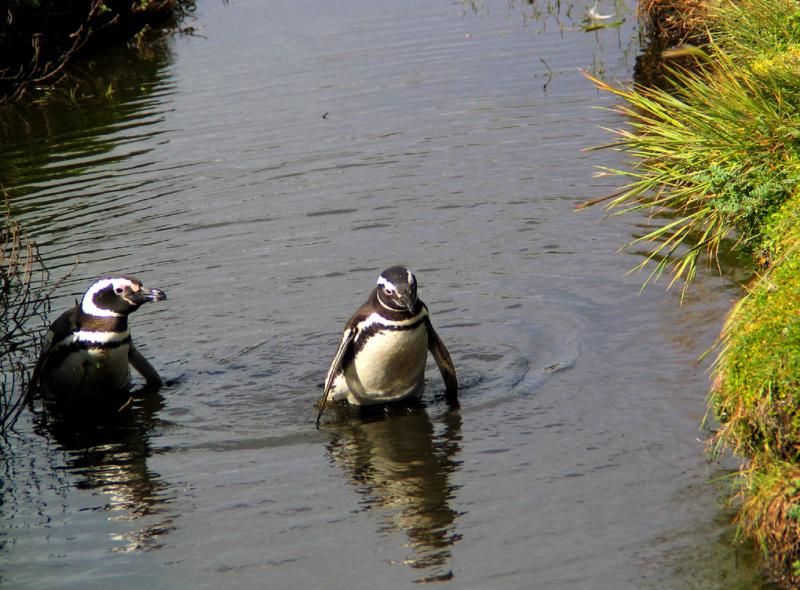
[[587, 0, 800, 583], [586, 3, 800, 294], [0, 199, 50, 433]]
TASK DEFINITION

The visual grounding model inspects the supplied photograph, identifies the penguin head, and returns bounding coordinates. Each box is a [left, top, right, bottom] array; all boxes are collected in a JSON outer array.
[[80, 275, 167, 318], [376, 266, 418, 313]]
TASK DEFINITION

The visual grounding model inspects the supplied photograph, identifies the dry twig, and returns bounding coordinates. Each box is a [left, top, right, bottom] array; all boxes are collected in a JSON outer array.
[[0, 193, 52, 432]]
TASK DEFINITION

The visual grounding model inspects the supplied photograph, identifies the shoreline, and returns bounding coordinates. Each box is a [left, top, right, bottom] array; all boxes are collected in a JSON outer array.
[[587, 1, 800, 586]]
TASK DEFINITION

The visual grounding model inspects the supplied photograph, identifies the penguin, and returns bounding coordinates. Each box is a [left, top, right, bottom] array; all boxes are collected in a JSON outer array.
[[33, 275, 167, 401], [317, 266, 457, 425]]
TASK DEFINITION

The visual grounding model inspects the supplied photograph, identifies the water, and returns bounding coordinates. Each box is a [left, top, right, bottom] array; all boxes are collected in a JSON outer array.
[[0, 1, 773, 588]]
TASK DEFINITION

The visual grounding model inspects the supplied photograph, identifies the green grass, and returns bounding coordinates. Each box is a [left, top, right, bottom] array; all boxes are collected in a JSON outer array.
[[712, 0, 800, 59], [586, 39, 800, 296]]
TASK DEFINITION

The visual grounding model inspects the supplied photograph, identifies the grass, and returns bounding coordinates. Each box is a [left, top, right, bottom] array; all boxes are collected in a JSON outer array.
[[736, 463, 800, 579], [585, 37, 800, 297]]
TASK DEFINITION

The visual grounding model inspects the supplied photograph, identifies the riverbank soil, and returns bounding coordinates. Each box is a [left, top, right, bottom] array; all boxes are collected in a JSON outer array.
[[638, 0, 709, 44]]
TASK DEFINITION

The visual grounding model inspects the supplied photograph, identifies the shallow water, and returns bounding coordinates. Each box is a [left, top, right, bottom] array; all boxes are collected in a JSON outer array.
[[0, 1, 775, 588]]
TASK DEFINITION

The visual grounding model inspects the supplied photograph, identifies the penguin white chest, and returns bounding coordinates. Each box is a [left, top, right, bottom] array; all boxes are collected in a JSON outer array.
[[345, 324, 428, 405]]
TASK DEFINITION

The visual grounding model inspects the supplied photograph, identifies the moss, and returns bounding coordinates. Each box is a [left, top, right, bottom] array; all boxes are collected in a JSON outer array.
[[759, 193, 800, 264], [750, 45, 800, 78], [715, 247, 800, 461]]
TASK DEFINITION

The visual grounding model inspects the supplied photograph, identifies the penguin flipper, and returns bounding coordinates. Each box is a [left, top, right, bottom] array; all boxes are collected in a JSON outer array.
[[129, 344, 163, 389], [317, 327, 357, 427], [427, 321, 458, 404]]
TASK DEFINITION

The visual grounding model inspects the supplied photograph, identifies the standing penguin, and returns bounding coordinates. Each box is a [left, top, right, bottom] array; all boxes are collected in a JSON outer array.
[[34, 275, 167, 401], [317, 266, 457, 425]]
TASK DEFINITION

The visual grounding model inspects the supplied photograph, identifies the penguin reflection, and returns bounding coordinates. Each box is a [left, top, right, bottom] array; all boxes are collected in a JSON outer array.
[[327, 407, 463, 580], [34, 392, 172, 552]]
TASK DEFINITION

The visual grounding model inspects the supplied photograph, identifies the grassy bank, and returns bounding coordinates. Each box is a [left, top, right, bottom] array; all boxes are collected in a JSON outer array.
[[586, 0, 800, 585]]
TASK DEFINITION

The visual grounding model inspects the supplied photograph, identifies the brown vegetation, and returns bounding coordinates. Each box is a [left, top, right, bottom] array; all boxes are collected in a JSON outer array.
[[0, 199, 50, 431], [637, 0, 711, 45], [0, 0, 194, 103]]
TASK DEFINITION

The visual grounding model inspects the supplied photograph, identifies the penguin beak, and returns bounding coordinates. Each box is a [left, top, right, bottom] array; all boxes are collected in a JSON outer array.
[[399, 291, 415, 313], [138, 287, 167, 303]]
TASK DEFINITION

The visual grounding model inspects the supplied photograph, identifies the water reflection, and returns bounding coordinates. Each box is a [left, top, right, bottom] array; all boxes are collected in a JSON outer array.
[[33, 392, 173, 553], [326, 407, 463, 582], [0, 42, 172, 182], [0, 39, 185, 267]]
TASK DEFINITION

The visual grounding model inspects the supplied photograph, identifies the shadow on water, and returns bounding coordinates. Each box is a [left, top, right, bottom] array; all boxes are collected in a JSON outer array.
[[30, 391, 174, 553], [325, 406, 463, 583]]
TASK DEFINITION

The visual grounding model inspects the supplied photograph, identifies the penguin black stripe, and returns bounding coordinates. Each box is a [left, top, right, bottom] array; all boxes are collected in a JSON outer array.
[[345, 289, 425, 326], [352, 313, 429, 355], [54, 334, 133, 352], [74, 315, 129, 332]]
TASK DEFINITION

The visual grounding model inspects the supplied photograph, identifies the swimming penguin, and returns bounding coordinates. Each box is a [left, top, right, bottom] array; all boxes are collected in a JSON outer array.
[[34, 275, 167, 401], [317, 266, 457, 425]]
